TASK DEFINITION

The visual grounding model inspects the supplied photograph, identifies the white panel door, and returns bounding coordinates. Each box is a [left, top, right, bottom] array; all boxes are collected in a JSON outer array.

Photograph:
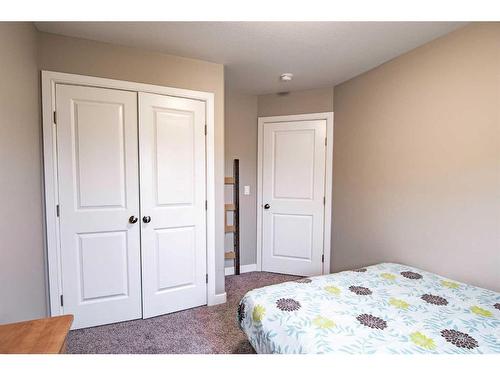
[[56, 84, 141, 329], [139, 92, 207, 319], [261, 120, 326, 276]]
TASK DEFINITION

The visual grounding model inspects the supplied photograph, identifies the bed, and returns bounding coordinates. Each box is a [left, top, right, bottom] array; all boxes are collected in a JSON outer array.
[[238, 263, 500, 354]]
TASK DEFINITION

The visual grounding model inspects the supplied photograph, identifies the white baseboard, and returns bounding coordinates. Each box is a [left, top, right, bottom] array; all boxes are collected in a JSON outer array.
[[225, 263, 257, 276], [208, 292, 227, 306]]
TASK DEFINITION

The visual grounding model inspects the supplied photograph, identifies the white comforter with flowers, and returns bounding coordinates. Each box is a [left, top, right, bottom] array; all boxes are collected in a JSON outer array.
[[238, 263, 500, 354]]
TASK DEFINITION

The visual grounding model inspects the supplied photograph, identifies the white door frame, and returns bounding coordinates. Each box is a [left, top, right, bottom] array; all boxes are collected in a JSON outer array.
[[41, 70, 219, 317], [256, 112, 334, 274]]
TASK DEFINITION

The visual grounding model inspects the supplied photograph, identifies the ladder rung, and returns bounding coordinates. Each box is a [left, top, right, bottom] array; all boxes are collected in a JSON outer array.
[[224, 177, 235, 184], [224, 251, 236, 260], [225, 203, 235, 211], [225, 225, 235, 233]]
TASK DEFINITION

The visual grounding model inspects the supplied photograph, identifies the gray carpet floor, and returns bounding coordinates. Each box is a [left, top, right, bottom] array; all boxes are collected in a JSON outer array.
[[68, 271, 299, 354]]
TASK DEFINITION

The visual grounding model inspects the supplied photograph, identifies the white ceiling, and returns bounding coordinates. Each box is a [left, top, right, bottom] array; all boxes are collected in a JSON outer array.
[[35, 22, 466, 95]]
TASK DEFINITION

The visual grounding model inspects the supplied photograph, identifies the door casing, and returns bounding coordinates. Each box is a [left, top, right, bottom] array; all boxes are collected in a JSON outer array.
[[256, 112, 334, 274], [41, 71, 221, 318]]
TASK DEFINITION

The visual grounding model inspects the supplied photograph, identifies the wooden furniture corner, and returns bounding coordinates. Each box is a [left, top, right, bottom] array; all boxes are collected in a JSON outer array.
[[0, 315, 74, 354]]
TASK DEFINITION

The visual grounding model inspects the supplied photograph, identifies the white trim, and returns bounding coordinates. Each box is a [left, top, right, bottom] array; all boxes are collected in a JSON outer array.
[[211, 292, 227, 305], [224, 263, 257, 276], [41, 70, 219, 316], [256, 112, 334, 275]]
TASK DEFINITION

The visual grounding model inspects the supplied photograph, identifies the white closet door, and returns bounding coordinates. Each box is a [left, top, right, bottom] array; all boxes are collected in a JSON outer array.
[[56, 84, 142, 329], [261, 120, 326, 276], [139, 92, 207, 319]]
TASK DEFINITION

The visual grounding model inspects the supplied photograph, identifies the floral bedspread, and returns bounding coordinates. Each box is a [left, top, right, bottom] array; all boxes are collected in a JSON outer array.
[[238, 263, 500, 354]]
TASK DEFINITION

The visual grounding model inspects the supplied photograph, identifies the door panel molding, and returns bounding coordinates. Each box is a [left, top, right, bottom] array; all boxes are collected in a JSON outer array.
[[41, 71, 220, 319], [257, 112, 334, 275]]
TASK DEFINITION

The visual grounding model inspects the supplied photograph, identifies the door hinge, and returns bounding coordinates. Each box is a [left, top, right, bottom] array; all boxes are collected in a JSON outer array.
[[53, 111, 57, 125], [56, 204, 60, 217], [60, 295, 64, 306], [321, 254, 325, 263], [323, 197, 326, 205], [325, 137, 327, 146], [206, 274, 208, 284], [205, 200, 208, 210], [204, 125, 207, 135]]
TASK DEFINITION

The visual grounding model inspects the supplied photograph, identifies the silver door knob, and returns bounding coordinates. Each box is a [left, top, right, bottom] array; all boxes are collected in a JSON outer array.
[[142, 216, 151, 223], [129, 216, 138, 224]]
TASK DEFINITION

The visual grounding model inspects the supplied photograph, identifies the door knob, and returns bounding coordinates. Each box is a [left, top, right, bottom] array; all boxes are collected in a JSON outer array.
[[142, 216, 151, 223], [264, 204, 270, 209], [129, 216, 138, 224]]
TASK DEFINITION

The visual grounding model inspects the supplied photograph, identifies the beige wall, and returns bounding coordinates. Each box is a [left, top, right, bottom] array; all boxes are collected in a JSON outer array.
[[258, 87, 334, 117], [332, 23, 500, 291], [224, 88, 258, 266], [0, 23, 46, 323]]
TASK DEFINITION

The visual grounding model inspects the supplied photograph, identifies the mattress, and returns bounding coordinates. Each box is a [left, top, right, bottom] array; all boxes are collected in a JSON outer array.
[[238, 263, 500, 354]]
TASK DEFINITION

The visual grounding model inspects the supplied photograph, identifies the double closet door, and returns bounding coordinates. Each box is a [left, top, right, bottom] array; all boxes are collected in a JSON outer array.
[[56, 84, 207, 329]]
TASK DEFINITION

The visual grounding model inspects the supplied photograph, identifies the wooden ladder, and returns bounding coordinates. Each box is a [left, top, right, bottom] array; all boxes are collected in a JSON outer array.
[[224, 159, 240, 275]]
